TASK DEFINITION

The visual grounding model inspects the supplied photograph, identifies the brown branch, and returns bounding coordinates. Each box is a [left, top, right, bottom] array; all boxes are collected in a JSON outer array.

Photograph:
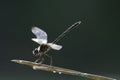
[[11, 59, 116, 80]]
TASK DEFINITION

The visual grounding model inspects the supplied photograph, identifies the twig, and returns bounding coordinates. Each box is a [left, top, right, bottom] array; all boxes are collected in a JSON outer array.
[[11, 59, 116, 80]]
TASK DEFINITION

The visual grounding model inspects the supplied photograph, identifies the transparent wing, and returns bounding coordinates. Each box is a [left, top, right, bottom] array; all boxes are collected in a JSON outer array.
[[32, 38, 47, 44], [47, 43, 62, 50], [32, 27, 47, 42]]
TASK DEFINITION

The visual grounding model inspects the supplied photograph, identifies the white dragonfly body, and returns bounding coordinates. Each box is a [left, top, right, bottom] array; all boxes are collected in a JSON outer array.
[[32, 21, 81, 63]]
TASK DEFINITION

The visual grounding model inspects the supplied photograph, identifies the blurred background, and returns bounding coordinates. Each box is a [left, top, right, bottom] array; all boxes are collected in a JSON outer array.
[[0, 0, 120, 80]]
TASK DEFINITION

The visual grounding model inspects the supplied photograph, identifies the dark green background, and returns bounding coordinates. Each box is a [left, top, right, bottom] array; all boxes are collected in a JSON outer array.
[[0, 0, 120, 80]]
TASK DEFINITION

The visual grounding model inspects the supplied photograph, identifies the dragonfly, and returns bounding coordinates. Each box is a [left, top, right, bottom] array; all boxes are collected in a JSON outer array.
[[32, 21, 81, 65]]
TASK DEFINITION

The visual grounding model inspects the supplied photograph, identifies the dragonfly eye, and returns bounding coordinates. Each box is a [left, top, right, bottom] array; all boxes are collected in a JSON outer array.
[[32, 48, 39, 56]]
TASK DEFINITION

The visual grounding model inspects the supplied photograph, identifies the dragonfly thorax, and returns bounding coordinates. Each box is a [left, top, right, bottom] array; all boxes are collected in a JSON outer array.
[[40, 44, 49, 53], [32, 44, 49, 57]]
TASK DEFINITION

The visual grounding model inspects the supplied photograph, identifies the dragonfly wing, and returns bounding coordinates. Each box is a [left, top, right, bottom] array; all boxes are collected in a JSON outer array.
[[48, 43, 62, 50], [32, 38, 47, 44], [32, 27, 47, 44]]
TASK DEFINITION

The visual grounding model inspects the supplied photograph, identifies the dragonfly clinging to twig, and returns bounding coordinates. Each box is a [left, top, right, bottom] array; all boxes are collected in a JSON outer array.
[[32, 21, 81, 65]]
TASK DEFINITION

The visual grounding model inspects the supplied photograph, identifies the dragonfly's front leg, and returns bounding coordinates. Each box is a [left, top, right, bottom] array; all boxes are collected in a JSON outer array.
[[35, 57, 44, 64], [34, 54, 44, 64], [34, 57, 40, 63]]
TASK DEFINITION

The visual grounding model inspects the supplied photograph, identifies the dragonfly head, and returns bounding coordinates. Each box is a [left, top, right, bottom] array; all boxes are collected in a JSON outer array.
[[32, 47, 40, 56]]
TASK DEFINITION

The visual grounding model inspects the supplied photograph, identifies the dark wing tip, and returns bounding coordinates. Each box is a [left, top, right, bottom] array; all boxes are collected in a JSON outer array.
[[31, 26, 40, 32], [32, 26, 37, 29]]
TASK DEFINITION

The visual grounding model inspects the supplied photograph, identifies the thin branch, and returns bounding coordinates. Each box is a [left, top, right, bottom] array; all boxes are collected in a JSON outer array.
[[11, 59, 116, 80]]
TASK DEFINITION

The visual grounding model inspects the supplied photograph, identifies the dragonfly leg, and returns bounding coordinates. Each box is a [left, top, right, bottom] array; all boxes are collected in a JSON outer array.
[[50, 56, 52, 66], [39, 57, 44, 64], [34, 56, 40, 63], [34, 55, 44, 64], [45, 54, 52, 66]]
